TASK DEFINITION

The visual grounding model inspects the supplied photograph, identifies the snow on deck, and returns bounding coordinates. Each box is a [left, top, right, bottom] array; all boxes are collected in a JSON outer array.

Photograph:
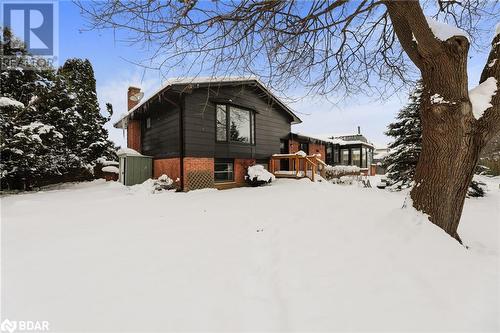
[[1, 177, 499, 331]]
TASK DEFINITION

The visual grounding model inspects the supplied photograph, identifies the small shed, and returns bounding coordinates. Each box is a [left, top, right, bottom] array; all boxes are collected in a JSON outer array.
[[117, 148, 153, 186]]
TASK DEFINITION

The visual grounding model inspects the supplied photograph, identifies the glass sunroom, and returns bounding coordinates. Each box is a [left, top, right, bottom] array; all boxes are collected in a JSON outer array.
[[326, 143, 374, 170]]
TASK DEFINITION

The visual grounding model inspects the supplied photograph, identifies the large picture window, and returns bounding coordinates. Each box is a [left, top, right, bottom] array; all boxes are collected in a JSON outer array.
[[216, 105, 255, 144], [214, 159, 234, 182]]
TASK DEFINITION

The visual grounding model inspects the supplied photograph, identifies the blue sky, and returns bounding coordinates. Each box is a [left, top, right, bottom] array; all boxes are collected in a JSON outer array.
[[55, 1, 492, 148]]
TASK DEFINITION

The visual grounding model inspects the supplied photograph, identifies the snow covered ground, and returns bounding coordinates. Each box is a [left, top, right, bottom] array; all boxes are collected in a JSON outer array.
[[1, 176, 499, 332]]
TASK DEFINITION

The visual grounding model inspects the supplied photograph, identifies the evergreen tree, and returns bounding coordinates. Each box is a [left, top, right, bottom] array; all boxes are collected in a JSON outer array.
[[58, 58, 116, 163], [1, 30, 115, 190], [384, 81, 423, 189], [0, 28, 70, 189]]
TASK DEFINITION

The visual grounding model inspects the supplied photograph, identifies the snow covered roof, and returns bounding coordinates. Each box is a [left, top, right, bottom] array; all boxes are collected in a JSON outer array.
[[116, 147, 142, 156], [374, 151, 389, 160], [292, 132, 375, 148], [114, 76, 302, 128]]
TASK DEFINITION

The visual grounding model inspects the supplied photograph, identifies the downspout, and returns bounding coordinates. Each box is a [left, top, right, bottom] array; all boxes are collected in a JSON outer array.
[[179, 93, 185, 191]]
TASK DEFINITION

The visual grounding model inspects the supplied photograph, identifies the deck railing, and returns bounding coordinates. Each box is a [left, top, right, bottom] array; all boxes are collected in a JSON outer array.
[[270, 154, 326, 182]]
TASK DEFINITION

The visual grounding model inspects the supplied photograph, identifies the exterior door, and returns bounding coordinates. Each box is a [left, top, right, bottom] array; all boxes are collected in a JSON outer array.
[[280, 139, 289, 170]]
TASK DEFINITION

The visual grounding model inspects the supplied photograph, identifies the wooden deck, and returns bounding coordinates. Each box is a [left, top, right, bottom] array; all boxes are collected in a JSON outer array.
[[270, 154, 326, 182]]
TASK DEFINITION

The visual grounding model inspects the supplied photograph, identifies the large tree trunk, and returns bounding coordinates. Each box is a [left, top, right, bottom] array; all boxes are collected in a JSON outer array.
[[387, 1, 500, 242], [411, 33, 472, 240], [411, 98, 481, 242], [408, 24, 477, 242]]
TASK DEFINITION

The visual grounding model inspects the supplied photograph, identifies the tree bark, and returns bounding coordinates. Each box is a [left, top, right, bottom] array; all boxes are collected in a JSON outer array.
[[410, 98, 481, 241], [386, 1, 500, 241]]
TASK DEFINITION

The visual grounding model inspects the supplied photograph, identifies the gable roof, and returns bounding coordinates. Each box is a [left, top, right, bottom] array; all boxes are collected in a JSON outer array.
[[114, 76, 302, 128]]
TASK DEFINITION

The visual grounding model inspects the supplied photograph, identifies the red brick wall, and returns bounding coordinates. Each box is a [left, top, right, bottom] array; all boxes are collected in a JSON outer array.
[[181, 158, 257, 190], [183, 157, 214, 191], [127, 120, 141, 153], [309, 143, 326, 161], [289, 139, 299, 154], [234, 159, 256, 184], [154, 158, 181, 180]]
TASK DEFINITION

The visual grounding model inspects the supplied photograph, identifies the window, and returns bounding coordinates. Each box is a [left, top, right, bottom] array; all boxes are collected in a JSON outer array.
[[333, 147, 340, 164], [229, 106, 251, 143], [216, 105, 227, 141], [146, 117, 151, 129], [351, 148, 361, 167], [341, 149, 349, 165], [214, 159, 234, 182], [216, 105, 255, 144], [362, 147, 367, 168], [299, 142, 308, 154], [280, 140, 286, 153], [326, 145, 333, 164], [366, 148, 372, 167]]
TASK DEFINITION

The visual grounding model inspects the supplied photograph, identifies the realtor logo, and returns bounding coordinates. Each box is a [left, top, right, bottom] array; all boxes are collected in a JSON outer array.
[[0, 320, 16, 333], [0, 319, 50, 332], [1, 1, 58, 69]]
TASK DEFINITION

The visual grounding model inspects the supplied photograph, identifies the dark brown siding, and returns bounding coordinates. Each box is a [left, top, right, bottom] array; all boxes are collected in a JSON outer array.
[[183, 85, 292, 159], [141, 102, 180, 158]]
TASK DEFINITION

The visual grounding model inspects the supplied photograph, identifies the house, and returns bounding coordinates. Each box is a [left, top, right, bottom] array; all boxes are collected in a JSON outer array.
[[115, 77, 378, 190], [115, 77, 302, 190], [373, 147, 390, 175]]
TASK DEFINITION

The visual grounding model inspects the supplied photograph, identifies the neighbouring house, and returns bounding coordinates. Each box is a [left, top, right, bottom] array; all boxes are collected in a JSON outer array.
[[373, 146, 390, 175], [288, 128, 375, 174], [115, 77, 302, 190]]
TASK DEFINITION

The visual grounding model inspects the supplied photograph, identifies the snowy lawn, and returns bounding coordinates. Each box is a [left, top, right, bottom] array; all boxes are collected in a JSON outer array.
[[1, 177, 499, 332]]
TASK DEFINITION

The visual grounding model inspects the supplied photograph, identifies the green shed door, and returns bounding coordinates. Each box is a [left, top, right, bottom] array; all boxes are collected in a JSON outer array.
[[125, 156, 152, 186]]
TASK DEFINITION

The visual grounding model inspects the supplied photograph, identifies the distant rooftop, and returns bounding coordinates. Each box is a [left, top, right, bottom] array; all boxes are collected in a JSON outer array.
[[332, 134, 368, 143], [292, 132, 375, 148]]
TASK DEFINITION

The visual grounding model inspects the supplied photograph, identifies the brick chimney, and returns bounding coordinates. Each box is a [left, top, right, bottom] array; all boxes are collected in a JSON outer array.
[[126, 86, 142, 152], [127, 86, 141, 111]]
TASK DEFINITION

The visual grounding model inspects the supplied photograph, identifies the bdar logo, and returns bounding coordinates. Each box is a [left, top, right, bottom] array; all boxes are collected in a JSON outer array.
[[0, 319, 17, 333]]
